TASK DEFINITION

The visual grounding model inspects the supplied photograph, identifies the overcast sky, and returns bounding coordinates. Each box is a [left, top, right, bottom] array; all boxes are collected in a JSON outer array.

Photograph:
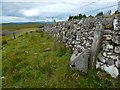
[[1, 0, 120, 23]]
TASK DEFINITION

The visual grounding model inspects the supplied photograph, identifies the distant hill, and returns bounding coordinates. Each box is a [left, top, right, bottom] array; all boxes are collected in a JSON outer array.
[[1, 22, 53, 26], [1, 22, 53, 31]]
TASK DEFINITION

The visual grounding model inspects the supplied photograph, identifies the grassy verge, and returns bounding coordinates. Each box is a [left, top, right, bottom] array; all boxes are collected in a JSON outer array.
[[2, 29, 120, 88]]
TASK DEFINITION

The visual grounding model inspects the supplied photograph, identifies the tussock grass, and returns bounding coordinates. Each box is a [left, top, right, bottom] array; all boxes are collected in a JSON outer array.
[[2, 29, 120, 88]]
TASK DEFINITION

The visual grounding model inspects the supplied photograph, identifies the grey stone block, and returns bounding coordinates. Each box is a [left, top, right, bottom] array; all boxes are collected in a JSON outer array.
[[70, 49, 90, 74]]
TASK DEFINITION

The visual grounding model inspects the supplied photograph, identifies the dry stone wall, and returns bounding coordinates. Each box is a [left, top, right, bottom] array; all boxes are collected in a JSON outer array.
[[44, 15, 120, 78]]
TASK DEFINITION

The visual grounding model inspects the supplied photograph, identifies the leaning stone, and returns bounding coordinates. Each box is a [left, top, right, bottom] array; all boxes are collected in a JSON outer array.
[[114, 46, 120, 54], [89, 26, 103, 68], [70, 49, 90, 74]]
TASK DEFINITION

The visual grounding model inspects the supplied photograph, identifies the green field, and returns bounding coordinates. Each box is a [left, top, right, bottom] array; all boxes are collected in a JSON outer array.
[[1, 24, 120, 88]]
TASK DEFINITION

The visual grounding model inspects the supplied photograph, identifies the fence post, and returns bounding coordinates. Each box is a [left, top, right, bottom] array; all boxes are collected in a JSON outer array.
[[13, 32, 16, 39], [89, 22, 103, 68]]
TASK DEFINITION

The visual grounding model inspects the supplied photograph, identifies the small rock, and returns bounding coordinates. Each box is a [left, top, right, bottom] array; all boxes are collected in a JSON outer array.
[[114, 46, 120, 54], [107, 52, 112, 55], [113, 19, 119, 31], [96, 61, 103, 69], [98, 53, 105, 63], [1, 76, 6, 79], [106, 59, 114, 66], [104, 35, 112, 40], [104, 29, 112, 34], [106, 44, 113, 50], [103, 52, 107, 57], [44, 48, 51, 52], [110, 54, 117, 60], [112, 35, 120, 45]]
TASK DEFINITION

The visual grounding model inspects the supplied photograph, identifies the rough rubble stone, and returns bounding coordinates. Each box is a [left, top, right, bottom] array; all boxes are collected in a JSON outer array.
[[115, 59, 120, 68], [106, 59, 114, 66], [113, 19, 119, 31], [101, 65, 119, 78], [103, 52, 107, 57], [104, 35, 112, 40], [98, 53, 106, 63], [112, 35, 120, 45], [110, 54, 117, 60], [104, 29, 112, 34], [114, 46, 120, 53], [102, 44, 113, 52]]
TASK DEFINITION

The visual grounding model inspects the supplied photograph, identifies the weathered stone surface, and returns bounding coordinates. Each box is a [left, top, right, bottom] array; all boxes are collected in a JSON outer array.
[[90, 23, 103, 68], [100, 65, 119, 78], [114, 46, 120, 53], [70, 49, 90, 74], [106, 59, 114, 66]]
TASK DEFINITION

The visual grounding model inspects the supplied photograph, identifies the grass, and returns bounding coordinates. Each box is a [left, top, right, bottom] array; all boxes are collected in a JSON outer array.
[[2, 27, 120, 88]]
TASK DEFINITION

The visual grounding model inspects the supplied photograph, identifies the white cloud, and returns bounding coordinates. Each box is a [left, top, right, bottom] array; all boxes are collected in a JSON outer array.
[[1, 0, 120, 23], [22, 9, 40, 17], [0, 16, 30, 23]]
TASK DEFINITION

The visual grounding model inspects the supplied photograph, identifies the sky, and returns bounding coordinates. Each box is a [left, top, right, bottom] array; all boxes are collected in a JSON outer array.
[[1, 0, 120, 23]]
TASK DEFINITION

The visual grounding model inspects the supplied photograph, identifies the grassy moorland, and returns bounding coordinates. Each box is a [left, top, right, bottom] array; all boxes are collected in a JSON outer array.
[[1, 24, 120, 88], [1, 23, 44, 31]]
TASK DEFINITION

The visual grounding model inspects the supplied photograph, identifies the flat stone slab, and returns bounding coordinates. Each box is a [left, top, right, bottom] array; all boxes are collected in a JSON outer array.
[[70, 49, 90, 74]]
